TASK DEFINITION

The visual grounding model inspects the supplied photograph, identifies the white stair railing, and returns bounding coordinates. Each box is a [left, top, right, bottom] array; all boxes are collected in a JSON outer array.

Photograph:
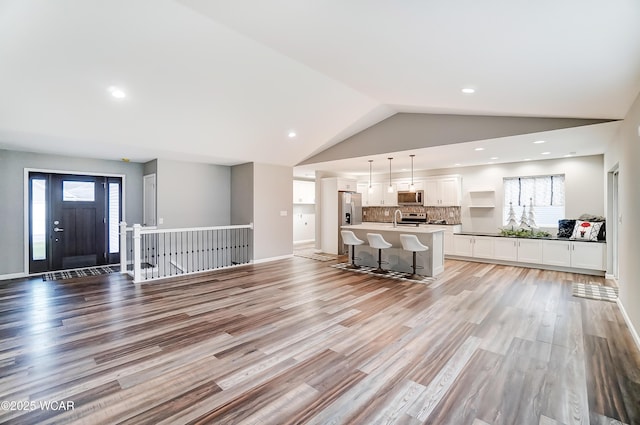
[[119, 222, 253, 283]]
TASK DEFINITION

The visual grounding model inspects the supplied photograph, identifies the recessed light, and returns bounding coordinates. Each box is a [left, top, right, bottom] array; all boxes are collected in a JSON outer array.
[[487, 162, 494, 165], [533, 140, 545, 144], [523, 158, 532, 161], [563, 154, 573, 158], [474, 147, 485, 151], [541, 152, 551, 155], [108, 86, 126, 99], [490, 157, 498, 160], [454, 163, 461, 166], [461, 88, 475, 94], [288, 131, 297, 138]]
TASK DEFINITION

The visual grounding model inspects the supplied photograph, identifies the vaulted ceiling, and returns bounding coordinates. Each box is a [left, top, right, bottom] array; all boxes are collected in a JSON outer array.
[[1, 1, 639, 172]]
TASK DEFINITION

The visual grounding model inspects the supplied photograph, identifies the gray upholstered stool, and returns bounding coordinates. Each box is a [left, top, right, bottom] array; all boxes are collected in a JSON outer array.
[[400, 234, 429, 279], [366, 233, 392, 274], [341, 230, 364, 269]]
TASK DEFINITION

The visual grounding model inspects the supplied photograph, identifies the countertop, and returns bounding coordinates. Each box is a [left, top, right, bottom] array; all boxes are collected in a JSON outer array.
[[342, 223, 445, 234], [454, 231, 606, 243], [362, 221, 462, 226]]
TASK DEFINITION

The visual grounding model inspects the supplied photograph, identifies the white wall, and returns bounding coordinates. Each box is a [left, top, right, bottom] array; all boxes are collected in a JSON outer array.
[[605, 92, 640, 344], [407, 155, 604, 233]]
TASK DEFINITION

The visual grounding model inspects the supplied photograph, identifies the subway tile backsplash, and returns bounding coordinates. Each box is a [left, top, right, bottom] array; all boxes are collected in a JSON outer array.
[[362, 206, 461, 224]]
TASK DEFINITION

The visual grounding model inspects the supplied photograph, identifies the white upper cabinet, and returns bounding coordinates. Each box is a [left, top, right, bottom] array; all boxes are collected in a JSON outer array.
[[424, 176, 461, 206], [293, 180, 315, 204], [356, 183, 370, 206], [396, 180, 424, 192], [358, 182, 397, 206]]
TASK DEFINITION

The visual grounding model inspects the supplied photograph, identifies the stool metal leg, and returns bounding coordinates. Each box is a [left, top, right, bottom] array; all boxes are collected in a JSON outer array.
[[345, 245, 360, 269], [408, 251, 421, 280], [373, 248, 387, 274]]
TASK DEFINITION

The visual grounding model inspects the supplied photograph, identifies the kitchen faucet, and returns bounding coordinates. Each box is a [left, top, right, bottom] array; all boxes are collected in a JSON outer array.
[[393, 209, 403, 228]]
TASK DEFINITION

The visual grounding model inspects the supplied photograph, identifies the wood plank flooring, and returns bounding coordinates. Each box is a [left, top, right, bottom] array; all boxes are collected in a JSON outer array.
[[0, 258, 639, 424]]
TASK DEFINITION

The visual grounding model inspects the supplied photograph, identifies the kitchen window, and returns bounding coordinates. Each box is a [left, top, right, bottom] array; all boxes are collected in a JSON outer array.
[[503, 175, 565, 227]]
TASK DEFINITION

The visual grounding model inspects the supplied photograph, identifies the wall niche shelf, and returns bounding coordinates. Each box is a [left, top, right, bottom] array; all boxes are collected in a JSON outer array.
[[468, 188, 496, 208]]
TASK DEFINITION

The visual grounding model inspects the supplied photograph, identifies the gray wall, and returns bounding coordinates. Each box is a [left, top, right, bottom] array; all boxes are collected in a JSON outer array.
[[300, 113, 614, 165], [143, 159, 157, 175], [155, 159, 230, 228], [253, 163, 293, 260], [605, 91, 640, 343], [0, 149, 144, 276], [231, 163, 254, 226]]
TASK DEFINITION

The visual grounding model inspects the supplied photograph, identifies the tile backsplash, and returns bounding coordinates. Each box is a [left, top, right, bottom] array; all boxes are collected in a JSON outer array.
[[362, 206, 461, 224]]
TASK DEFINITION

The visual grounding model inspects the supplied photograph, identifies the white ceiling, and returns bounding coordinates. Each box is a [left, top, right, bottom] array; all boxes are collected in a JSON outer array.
[[1, 1, 639, 172]]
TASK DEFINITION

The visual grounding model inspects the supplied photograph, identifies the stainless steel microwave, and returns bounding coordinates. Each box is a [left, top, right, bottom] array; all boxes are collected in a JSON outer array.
[[397, 190, 424, 206]]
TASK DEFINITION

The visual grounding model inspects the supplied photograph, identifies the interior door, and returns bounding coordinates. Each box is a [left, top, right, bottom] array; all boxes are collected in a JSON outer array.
[[50, 175, 107, 270]]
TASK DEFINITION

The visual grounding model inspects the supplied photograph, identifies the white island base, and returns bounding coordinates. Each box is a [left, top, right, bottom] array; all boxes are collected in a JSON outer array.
[[341, 223, 445, 277]]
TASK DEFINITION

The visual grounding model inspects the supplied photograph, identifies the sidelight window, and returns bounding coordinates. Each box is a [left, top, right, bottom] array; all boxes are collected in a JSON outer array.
[[31, 178, 47, 261], [108, 182, 120, 254]]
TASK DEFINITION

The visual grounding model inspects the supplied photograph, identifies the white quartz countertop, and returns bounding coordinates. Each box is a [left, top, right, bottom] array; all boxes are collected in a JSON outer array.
[[341, 223, 445, 234]]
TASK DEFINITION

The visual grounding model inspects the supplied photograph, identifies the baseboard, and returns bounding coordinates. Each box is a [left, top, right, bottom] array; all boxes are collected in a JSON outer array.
[[616, 298, 640, 353], [0, 272, 27, 281], [252, 254, 294, 264], [294, 239, 315, 245]]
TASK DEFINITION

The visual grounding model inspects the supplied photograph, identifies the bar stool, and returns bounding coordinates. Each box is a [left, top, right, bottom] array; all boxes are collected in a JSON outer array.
[[366, 233, 392, 274], [340, 230, 364, 269], [400, 234, 429, 279]]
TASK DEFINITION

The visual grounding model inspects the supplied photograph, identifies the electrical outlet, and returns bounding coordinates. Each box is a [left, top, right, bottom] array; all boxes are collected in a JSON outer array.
[[449, 212, 454, 217], [384, 210, 389, 216], [280, 210, 288, 216]]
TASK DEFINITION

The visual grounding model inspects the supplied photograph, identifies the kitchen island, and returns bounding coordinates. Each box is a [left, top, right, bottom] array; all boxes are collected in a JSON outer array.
[[341, 223, 444, 277]]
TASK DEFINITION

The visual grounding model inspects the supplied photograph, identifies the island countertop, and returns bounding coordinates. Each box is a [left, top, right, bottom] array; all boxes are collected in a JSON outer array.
[[341, 223, 446, 234]]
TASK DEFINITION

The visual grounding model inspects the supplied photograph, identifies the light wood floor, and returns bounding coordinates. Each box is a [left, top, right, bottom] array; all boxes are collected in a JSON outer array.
[[1, 257, 639, 424]]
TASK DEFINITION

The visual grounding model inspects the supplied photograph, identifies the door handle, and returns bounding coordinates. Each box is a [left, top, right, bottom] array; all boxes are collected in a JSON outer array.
[[54, 227, 64, 232]]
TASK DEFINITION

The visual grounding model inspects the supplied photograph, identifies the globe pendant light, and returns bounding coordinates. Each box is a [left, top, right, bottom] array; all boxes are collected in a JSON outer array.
[[387, 157, 394, 193], [409, 154, 416, 192]]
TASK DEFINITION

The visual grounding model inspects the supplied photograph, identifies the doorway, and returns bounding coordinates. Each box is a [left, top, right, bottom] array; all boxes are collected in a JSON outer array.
[[28, 172, 122, 273], [611, 168, 620, 280]]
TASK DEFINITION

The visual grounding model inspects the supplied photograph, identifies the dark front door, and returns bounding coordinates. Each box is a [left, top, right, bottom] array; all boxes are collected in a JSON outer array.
[[28, 172, 122, 273], [51, 175, 106, 270]]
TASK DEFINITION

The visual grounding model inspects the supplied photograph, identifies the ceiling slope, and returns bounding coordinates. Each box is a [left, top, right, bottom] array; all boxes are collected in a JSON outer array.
[[299, 113, 616, 165]]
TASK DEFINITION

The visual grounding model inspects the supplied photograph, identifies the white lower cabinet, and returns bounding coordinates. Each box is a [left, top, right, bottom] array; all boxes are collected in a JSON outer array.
[[571, 242, 606, 270], [542, 240, 605, 271], [515, 239, 543, 264], [493, 238, 542, 263], [452, 235, 493, 258], [493, 238, 518, 261], [453, 235, 473, 257], [453, 235, 605, 272], [542, 240, 571, 267]]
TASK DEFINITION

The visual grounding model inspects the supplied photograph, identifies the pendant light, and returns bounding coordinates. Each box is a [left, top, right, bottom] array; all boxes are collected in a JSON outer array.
[[387, 157, 394, 193], [409, 154, 416, 192], [368, 160, 374, 193]]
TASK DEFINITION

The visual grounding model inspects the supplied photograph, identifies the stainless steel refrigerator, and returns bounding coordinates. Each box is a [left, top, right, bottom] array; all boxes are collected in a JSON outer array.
[[338, 191, 362, 255]]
